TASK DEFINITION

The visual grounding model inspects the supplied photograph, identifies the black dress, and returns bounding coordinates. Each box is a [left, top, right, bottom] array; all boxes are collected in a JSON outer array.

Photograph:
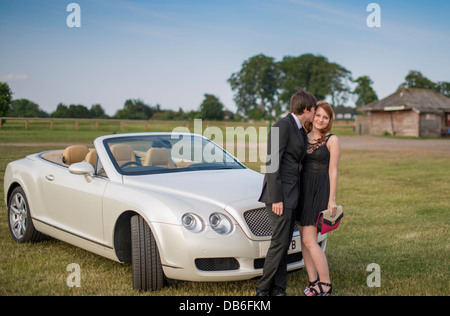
[[296, 134, 332, 227]]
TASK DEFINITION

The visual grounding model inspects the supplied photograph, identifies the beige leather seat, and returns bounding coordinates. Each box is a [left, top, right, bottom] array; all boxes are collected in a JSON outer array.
[[62, 145, 90, 165], [85, 150, 97, 168], [144, 148, 175, 168], [110, 144, 136, 166]]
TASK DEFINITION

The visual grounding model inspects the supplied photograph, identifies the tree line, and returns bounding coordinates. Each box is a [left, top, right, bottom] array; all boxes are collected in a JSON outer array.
[[228, 53, 449, 118], [0, 90, 231, 121], [1, 53, 449, 121]]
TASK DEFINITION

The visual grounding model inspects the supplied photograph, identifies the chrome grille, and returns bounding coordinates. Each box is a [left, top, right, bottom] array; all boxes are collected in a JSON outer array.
[[244, 207, 272, 236], [195, 258, 240, 271], [243, 207, 299, 237]]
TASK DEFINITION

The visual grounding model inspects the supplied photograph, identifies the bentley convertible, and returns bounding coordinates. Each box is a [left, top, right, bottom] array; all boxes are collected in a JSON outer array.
[[4, 132, 327, 291]]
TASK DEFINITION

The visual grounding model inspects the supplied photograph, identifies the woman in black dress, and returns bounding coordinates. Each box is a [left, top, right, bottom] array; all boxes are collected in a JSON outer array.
[[296, 101, 341, 296]]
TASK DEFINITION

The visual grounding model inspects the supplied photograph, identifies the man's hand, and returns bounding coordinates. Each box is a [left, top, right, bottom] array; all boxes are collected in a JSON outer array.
[[272, 202, 284, 216]]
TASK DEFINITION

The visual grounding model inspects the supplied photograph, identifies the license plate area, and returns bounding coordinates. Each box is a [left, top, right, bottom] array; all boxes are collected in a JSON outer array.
[[259, 235, 301, 258]]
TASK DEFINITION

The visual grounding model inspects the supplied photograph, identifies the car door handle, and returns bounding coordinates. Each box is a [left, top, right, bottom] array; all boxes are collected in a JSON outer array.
[[45, 175, 55, 181]]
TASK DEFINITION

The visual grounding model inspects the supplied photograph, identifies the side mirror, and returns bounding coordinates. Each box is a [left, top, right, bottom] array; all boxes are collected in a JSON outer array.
[[69, 161, 95, 182]]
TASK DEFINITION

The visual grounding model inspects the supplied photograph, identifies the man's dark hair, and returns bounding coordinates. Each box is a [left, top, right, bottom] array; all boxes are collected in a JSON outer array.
[[290, 88, 317, 115]]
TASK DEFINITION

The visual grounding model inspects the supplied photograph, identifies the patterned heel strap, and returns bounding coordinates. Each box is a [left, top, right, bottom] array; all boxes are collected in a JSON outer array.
[[316, 282, 332, 296], [303, 279, 319, 296], [309, 279, 319, 287]]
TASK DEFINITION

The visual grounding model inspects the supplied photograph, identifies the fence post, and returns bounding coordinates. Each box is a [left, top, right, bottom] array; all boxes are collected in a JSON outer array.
[[25, 120, 29, 130]]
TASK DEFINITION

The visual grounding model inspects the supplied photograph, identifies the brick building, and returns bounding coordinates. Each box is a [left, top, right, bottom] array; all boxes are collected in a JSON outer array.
[[358, 88, 450, 137]]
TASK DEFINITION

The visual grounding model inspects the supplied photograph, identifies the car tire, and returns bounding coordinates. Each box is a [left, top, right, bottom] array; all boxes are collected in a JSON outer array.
[[130, 214, 165, 291], [8, 186, 44, 243]]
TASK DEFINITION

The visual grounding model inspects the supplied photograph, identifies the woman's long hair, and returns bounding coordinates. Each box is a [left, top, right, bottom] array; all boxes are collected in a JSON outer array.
[[304, 101, 334, 143]]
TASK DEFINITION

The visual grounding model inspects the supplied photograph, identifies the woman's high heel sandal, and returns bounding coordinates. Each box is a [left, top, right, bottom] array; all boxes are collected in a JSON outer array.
[[305, 281, 333, 296], [303, 279, 319, 296], [310, 282, 333, 296]]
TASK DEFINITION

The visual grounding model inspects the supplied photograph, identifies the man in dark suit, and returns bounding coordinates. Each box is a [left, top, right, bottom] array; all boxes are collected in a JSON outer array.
[[256, 89, 317, 296]]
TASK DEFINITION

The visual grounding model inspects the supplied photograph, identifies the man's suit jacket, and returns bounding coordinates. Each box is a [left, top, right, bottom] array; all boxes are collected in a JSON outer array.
[[258, 114, 308, 209]]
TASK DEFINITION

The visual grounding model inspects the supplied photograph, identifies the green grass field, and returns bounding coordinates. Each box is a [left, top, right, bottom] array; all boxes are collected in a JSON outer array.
[[0, 121, 448, 296]]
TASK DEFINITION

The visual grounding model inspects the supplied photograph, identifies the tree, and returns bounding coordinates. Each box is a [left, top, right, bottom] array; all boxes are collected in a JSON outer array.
[[200, 94, 224, 120], [398, 70, 450, 97], [278, 54, 352, 107], [50, 103, 92, 118], [399, 70, 435, 90], [90, 104, 108, 118], [50, 103, 69, 118], [0, 82, 13, 116], [434, 81, 450, 98], [66, 104, 92, 118], [114, 99, 154, 120], [329, 63, 353, 106], [10, 99, 49, 117], [228, 54, 280, 115], [353, 76, 378, 107]]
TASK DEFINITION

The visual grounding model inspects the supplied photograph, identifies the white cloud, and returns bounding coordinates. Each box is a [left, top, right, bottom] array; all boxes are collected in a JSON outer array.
[[4, 74, 28, 81]]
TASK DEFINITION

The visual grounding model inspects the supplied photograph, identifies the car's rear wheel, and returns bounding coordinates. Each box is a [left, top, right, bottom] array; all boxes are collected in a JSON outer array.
[[8, 187, 44, 243], [130, 214, 165, 291]]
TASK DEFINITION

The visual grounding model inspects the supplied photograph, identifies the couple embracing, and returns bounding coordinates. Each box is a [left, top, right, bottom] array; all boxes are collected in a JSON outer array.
[[257, 89, 341, 297]]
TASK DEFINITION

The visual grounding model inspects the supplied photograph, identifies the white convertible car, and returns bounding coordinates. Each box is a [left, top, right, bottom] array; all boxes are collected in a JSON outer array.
[[4, 132, 327, 291]]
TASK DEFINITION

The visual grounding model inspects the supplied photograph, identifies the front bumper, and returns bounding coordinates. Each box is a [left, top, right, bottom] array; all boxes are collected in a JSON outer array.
[[152, 221, 327, 282]]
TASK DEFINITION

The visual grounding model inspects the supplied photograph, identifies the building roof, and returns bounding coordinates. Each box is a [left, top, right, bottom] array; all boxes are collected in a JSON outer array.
[[361, 88, 450, 114], [334, 107, 357, 115]]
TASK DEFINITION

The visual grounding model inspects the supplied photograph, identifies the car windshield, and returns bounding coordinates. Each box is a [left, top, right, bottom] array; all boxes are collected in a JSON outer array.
[[104, 134, 244, 175]]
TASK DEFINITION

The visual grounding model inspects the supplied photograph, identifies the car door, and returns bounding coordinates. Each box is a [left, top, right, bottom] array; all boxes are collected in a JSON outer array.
[[41, 165, 108, 246]]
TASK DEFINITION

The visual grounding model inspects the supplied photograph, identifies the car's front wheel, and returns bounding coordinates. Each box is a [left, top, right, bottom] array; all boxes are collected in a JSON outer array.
[[8, 186, 44, 243], [130, 214, 165, 291]]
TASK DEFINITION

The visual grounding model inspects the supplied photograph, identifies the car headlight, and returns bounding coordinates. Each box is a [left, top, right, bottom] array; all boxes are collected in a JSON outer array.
[[182, 213, 204, 233], [209, 213, 233, 235]]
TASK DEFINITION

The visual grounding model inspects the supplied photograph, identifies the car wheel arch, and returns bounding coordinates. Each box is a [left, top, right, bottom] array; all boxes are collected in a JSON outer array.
[[113, 210, 162, 264], [113, 210, 136, 263], [6, 182, 22, 207]]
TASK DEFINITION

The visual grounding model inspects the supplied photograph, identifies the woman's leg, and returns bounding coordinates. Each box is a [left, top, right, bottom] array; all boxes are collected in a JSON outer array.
[[298, 225, 318, 283], [301, 225, 331, 287]]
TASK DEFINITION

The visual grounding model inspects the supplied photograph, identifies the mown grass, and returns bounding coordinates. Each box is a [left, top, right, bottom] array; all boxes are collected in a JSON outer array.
[[0, 123, 448, 296]]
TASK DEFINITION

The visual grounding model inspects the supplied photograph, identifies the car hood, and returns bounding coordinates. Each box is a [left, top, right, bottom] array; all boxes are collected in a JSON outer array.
[[123, 168, 264, 209]]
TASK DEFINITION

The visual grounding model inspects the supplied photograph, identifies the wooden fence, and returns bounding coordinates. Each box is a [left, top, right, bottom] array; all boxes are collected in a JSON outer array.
[[0, 117, 150, 131], [0, 117, 356, 133], [0, 117, 272, 133]]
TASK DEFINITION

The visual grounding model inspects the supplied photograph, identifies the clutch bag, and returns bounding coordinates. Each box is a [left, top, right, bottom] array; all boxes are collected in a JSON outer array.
[[316, 205, 344, 234]]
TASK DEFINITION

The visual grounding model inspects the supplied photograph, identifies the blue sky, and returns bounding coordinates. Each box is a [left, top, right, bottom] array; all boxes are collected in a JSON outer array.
[[1, 0, 449, 115]]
